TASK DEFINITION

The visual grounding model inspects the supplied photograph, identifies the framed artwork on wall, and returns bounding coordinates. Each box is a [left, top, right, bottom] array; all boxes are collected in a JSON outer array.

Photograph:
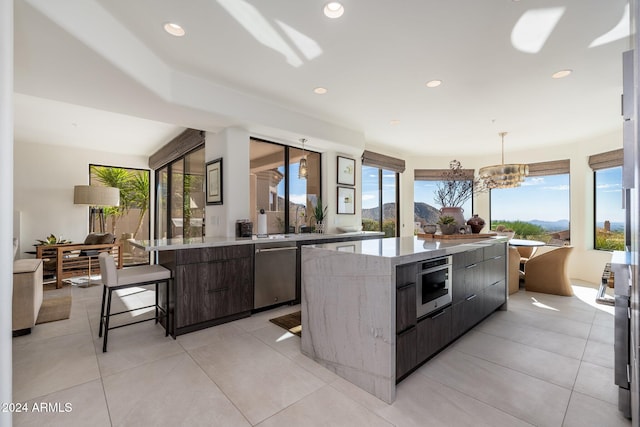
[[337, 156, 356, 186], [337, 186, 355, 214], [206, 158, 223, 205]]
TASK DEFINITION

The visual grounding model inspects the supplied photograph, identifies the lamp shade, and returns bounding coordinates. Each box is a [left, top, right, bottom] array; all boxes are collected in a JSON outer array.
[[73, 185, 120, 206]]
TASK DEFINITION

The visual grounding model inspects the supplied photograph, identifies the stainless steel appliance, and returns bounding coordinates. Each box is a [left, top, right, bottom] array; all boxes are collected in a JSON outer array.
[[416, 256, 452, 318], [254, 240, 297, 310], [599, 259, 632, 419]]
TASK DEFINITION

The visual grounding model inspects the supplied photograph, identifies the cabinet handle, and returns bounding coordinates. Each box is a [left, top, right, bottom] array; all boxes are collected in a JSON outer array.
[[208, 287, 229, 294], [466, 263, 477, 269], [397, 282, 415, 291], [430, 309, 447, 319], [466, 294, 477, 301]]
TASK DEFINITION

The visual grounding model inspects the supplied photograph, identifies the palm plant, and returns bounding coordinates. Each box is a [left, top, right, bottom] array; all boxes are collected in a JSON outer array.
[[91, 166, 129, 235], [128, 171, 150, 239]]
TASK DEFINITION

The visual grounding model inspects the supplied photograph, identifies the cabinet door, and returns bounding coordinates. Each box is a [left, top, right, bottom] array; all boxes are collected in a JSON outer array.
[[397, 283, 416, 333], [463, 262, 484, 297], [484, 255, 505, 287], [483, 279, 506, 316], [452, 292, 484, 338], [396, 327, 417, 380], [417, 306, 452, 363], [175, 257, 252, 328]]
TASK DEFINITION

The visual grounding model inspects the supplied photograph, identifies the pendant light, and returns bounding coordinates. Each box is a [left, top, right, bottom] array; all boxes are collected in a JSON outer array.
[[478, 132, 529, 189], [298, 138, 308, 179]]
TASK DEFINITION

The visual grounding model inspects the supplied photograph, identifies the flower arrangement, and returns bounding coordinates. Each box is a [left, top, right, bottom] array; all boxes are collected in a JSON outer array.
[[35, 234, 71, 246]]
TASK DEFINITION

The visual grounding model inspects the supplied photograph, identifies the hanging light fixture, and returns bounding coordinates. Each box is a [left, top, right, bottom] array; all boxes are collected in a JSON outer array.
[[298, 138, 308, 179], [478, 132, 529, 189]]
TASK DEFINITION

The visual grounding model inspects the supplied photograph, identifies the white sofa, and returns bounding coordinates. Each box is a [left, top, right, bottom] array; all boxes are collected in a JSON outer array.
[[13, 239, 43, 336]]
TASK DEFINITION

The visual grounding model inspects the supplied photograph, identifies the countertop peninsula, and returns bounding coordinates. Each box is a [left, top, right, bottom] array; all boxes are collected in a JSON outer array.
[[130, 231, 384, 251]]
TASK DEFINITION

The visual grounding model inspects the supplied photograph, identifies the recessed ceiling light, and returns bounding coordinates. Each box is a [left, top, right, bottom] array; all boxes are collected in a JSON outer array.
[[324, 2, 344, 19], [313, 87, 328, 95], [390, 120, 401, 126], [552, 69, 572, 79], [426, 80, 442, 88], [163, 22, 185, 37]]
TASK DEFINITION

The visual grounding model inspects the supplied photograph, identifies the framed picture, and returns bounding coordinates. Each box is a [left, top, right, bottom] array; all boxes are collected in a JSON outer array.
[[337, 186, 355, 214], [337, 156, 356, 186], [206, 158, 223, 205]]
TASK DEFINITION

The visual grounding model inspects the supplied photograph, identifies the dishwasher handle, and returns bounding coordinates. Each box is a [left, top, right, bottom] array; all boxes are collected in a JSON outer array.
[[255, 246, 298, 254]]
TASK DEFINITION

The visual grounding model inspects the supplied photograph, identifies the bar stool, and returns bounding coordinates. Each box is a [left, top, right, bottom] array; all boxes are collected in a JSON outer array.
[[98, 252, 172, 352]]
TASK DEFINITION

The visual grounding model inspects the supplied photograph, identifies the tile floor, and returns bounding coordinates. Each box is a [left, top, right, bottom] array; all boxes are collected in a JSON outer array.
[[11, 280, 632, 426]]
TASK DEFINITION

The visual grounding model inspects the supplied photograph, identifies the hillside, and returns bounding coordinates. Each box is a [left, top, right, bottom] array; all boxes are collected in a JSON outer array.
[[362, 202, 441, 225]]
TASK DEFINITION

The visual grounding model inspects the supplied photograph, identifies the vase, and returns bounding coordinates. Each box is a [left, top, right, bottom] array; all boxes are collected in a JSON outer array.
[[466, 214, 486, 234], [439, 223, 458, 235], [316, 221, 324, 234], [440, 207, 465, 228]]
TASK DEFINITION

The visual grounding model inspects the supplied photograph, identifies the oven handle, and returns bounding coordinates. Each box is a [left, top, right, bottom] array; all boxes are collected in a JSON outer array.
[[417, 264, 452, 276]]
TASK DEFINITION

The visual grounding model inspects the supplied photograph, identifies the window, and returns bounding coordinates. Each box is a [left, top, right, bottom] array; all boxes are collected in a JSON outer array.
[[361, 151, 404, 237], [594, 167, 624, 250], [361, 166, 399, 237], [413, 169, 473, 234], [90, 164, 150, 266], [156, 147, 206, 240], [490, 160, 570, 245], [250, 138, 321, 234]]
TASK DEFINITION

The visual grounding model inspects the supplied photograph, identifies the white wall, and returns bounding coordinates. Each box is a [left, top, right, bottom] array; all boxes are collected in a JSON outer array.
[[13, 141, 149, 256], [0, 0, 13, 424], [205, 127, 250, 237], [399, 130, 622, 284]]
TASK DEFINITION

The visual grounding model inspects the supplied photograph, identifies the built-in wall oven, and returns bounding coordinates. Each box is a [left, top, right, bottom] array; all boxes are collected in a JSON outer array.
[[416, 256, 452, 318]]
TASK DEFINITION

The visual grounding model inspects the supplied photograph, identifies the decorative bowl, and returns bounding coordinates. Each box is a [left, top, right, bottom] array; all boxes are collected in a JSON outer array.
[[422, 224, 437, 234], [337, 225, 363, 233]]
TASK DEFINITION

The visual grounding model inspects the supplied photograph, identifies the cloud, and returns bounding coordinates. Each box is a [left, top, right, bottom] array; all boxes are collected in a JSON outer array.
[[543, 185, 569, 191], [597, 183, 621, 190], [362, 194, 376, 202], [289, 194, 307, 205]]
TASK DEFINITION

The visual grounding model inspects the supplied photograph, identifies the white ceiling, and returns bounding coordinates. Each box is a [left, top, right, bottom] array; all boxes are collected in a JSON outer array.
[[13, 0, 631, 157]]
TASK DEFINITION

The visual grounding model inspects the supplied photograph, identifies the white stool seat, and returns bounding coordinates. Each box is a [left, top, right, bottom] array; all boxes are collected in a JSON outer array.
[[109, 265, 171, 287], [98, 252, 173, 352]]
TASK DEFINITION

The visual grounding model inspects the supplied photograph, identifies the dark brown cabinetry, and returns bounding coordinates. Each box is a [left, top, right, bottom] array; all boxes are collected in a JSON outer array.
[[159, 245, 254, 336], [395, 263, 417, 379], [396, 242, 507, 382]]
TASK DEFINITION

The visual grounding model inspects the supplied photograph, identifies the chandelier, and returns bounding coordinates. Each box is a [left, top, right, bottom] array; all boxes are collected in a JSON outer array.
[[298, 138, 308, 179], [478, 132, 528, 189]]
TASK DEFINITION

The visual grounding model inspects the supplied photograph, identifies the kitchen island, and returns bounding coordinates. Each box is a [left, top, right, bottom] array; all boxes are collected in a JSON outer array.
[[300, 236, 508, 403], [131, 231, 383, 336]]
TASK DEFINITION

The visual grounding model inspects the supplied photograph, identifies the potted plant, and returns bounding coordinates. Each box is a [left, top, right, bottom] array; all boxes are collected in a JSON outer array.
[[312, 198, 328, 234], [438, 215, 458, 235], [435, 160, 474, 226]]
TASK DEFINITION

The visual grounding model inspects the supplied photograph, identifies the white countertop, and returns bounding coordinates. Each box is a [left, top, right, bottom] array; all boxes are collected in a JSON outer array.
[[306, 235, 508, 262], [130, 231, 384, 251]]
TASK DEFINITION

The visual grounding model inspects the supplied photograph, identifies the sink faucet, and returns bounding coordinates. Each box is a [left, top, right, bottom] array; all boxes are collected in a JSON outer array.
[[295, 205, 306, 234]]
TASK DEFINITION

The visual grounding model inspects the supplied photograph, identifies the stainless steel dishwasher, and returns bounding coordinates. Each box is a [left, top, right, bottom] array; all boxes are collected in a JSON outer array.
[[254, 240, 297, 309]]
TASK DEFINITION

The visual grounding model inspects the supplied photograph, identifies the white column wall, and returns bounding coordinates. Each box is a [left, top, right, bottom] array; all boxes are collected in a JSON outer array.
[[1, 0, 13, 425], [205, 128, 250, 237]]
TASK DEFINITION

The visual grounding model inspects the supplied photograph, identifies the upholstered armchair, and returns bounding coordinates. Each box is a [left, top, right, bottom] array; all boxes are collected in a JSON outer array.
[[524, 246, 574, 296], [36, 233, 122, 288]]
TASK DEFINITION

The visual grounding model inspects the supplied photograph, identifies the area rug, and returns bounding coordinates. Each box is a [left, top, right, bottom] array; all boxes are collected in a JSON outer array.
[[269, 311, 302, 337], [36, 283, 72, 324]]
